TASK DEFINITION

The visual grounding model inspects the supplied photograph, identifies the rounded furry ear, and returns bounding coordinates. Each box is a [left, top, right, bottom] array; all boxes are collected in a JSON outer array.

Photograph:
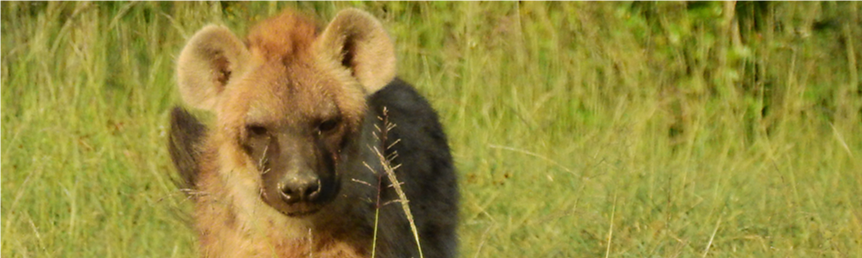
[[177, 25, 250, 111], [316, 8, 396, 94]]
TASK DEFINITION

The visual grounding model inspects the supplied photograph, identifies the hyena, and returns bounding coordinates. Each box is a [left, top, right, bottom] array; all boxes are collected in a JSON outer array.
[[168, 8, 458, 258]]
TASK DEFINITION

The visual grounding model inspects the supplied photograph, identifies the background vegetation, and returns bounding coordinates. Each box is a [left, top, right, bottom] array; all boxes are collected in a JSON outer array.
[[3, 2, 860, 257]]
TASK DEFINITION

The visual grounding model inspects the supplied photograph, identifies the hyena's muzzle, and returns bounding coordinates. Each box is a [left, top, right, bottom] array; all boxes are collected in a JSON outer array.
[[244, 125, 344, 217]]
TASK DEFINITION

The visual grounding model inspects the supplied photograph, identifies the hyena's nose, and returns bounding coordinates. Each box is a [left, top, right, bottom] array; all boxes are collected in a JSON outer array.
[[279, 172, 321, 203]]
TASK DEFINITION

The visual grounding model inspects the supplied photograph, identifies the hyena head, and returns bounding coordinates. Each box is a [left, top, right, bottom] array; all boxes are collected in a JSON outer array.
[[176, 9, 395, 216]]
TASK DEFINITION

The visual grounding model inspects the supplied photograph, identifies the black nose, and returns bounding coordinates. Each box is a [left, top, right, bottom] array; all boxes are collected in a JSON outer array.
[[279, 172, 321, 203]]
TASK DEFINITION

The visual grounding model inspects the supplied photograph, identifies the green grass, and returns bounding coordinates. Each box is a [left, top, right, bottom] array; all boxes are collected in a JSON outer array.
[[3, 2, 860, 257]]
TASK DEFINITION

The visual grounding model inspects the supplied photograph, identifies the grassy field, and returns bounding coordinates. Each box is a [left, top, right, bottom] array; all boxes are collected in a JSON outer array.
[[2, 2, 860, 257]]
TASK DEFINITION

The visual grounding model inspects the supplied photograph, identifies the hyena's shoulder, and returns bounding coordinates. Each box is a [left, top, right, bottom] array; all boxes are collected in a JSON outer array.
[[168, 106, 206, 192], [369, 78, 452, 164], [368, 78, 459, 257]]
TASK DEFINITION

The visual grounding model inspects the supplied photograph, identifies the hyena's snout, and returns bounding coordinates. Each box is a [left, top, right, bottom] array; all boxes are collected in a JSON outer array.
[[259, 139, 339, 217], [264, 163, 336, 216], [278, 169, 322, 204]]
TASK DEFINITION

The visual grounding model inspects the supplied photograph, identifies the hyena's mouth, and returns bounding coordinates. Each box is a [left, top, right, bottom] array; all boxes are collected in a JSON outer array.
[[281, 205, 323, 217]]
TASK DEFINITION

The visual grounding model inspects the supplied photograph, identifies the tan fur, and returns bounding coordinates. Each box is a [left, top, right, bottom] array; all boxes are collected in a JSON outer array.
[[176, 8, 398, 258], [177, 25, 251, 111], [314, 9, 397, 93]]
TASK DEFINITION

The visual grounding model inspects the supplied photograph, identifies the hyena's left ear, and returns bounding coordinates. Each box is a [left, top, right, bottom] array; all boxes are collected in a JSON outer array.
[[315, 8, 396, 94], [177, 25, 251, 111]]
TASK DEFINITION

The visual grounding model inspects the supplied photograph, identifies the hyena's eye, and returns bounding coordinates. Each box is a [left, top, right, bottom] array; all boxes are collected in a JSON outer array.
[[317, 119, 339, 133], [246, 125, 268, 137]]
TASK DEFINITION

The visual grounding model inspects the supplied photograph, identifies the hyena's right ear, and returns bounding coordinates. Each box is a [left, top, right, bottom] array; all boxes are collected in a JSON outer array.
[[315, 9, 396, 95], [177, 25, 250, 111]]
